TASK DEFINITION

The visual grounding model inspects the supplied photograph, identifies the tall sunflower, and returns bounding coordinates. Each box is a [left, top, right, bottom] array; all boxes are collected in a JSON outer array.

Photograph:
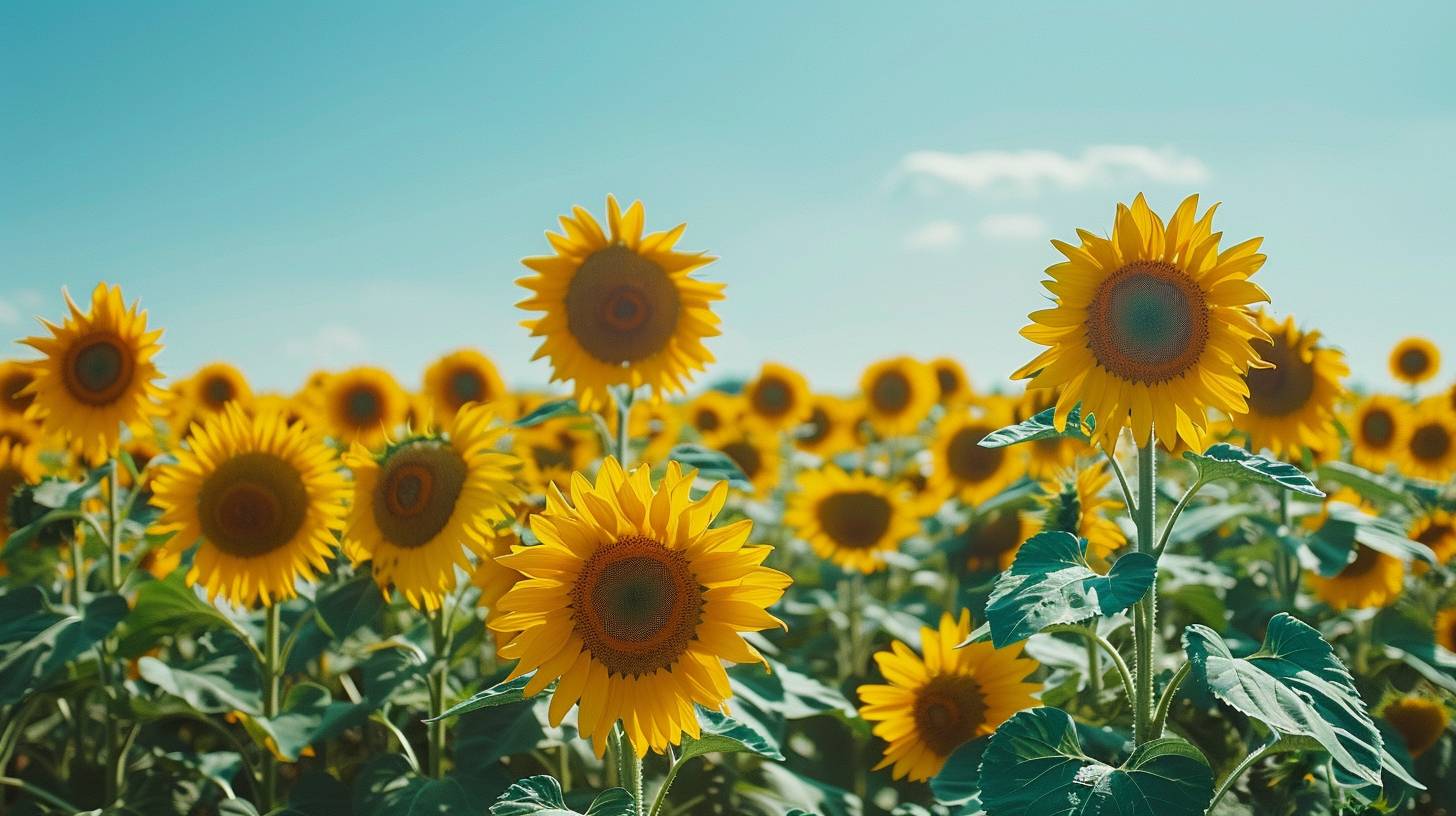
[[1346, 395, 1408, 471], [490, 459, 791, 757], [928, 357, 972, 405], [513, 412, 600, 495], [151, 405, 348, 608], [1235, 312, 1348, 459], [715, 431, 781, 497], [858, 610, 1041, 782], [321, 367, 409, 448], [1398, 399, 1456, 481], [1305, 493, 1403, 611], [0, 360, 37, 418], [518, 196, 723, 410], [1013, 194, 1271, 452], [931, 409, 1025, 506], [343, 402, 524, 612], [743, 362, 811, 433], [423, 349, 510, 422], [20, 284, 165, 464], [860, 357, 938, 437], [1390, 337, 1439, 385], [785, 466, 919, 573]]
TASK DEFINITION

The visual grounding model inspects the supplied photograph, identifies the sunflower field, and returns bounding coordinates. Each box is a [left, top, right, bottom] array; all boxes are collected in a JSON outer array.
[[2, 193, 1455, 816]]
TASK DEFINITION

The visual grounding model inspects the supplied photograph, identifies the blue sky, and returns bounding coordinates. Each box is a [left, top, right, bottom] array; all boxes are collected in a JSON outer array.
[[4, 2, 1454, 397]]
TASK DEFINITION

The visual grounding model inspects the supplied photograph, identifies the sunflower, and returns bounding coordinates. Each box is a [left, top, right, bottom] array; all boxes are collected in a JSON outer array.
[[246, 393, 311, 429], [958, 509, 1041, 573], [1038, 464, 1127, 565], [151, 404, 348, 608], [1379, 693, 1449, 758], [716, 431, 781, 497], [490, 458, 791, 757], [931, 410, 1025, 506], [517, 196, 723, 411], [858, 610, 1040, 782], [743, 362, 811, 433], [320, 367, 408, 448], [785, 466, 919, 573], [1409, 509, 1456, 568], [0, 360, 37, 418], [1014, 389, 1084, 479], [1437, 607, 1456, 653], [513, 414, 601, 494], [1346, 395, 1408, 472], [1013, 194, 1271, 453], [796, 394, 859, 458], [20, 284, 165, 464], [1390, 337, 1439, 386], [1398, 399, 1456, 481], [0, 414, 42, 454], [343, 402, 523, 612], [860, 357, 938, 437], [685, 390, 742, 445], [1307, 515, 1403, 613], [636, 400, 684, 463], [423, 348, 510, 422], [898, 463, 952, 518], [0, 439, 44, 544], [1234, 312, 1348, 459], [928, 357, 972, 406], [188, 362, 253, 416]]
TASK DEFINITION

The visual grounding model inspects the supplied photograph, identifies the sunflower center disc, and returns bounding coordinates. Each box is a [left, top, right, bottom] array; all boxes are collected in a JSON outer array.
[[198, 452, 309, 558], [721, 441, 762, 480], [1087, 260, 1209, 384], [373, 440, 468, 549], [947, 426, 1002, 483], [565, 245, 681, 366], [573, 534, 703, 677], [965, 510, 1019, 570], [802, 407, 830, 445], [752, 378, 793, 417], [913, 674, 986, 755], [344, 386, 383, 427], [816, 490, 892, 550], [1, 371, 34, 413], [1341, 544, 1382, 578], [1361, 409, 1395, 447], [871, 371, 912, 414], [1246, 336, 1317, 417], [203, 376, 234, 408], [64, 334, 134, 405], [935, 368, 959, 398], [1410, 422, 1451, 463], [449, 368, 485, 405], [695, 408, 721, 433], [1398, 349, 1430, 378], [1415, 523, 1454, 549]]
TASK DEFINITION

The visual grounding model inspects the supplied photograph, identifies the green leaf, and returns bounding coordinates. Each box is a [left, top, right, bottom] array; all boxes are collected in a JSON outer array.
[[984, 530, 1156, 648], [1183, 613, 1384, 787], [1372, 605, 1456, 694], [117, 571, 237, 657], [0, 588, 128, 705], [218, 800, 262, 816], [679, 707, 784, 762], [1307, 505, 1439, 574], [929, 737, 988, 807], [976, 406, 1092, 448], [1316, 460, 1436, 507], [488, 774, 634, 815], [353, 755, 477, 816], [427, 673, 552, 722], [454, 694, 546, 770], [1183, 443, 1324, 497], [979, 707, 1213, 816], [513, 399, 582, 428], [138, 634, 264, 714], [286, 573, 386, 673], [242, 682, 364, 761], [666, 444, 751, 490], [287, 771, 355, 816]]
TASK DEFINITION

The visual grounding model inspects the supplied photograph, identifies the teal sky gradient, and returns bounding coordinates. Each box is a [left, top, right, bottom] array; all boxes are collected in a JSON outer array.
[[4, 2, 1455, 397]]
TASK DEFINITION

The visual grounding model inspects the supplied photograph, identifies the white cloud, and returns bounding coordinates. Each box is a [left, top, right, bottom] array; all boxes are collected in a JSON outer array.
[[897, 145, 1210, 194], [977, 213, 1049, 241], [282, 323, 368, 368], [0, 289, 41, 327], [904, 219, 964, 251]]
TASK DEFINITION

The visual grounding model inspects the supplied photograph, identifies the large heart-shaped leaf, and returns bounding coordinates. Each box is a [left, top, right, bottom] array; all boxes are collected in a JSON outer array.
[[984, 531, 1156, 648], [977, 406, 1092, 448], [285, 573, 386, 672], [979, 707, 1213, 816], [1184, 444, 1324, 497], [1183, 613, 1383, 787], [929, 737, 988, 808], [1315, 460, 1438, 508], [489, 774, 634, 815], [1372, 605, 1456, 694], [0, 588, 128, 705], [117, 571, 239, 657]]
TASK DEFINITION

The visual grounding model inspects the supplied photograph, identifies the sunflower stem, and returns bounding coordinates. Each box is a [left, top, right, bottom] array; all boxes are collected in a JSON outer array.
[[428, 607, 451, 778], [1277, 489, 1299, 609], [609, 725, 645, 815], [261, 602, 282, 810], [1206, 735, 1282, 813], [1132, 437, 1158, 747], [647, 748, 680, 816], [615, 387, 635, 467], [68, 533, 85, 607], [106, 457, 122, 591]]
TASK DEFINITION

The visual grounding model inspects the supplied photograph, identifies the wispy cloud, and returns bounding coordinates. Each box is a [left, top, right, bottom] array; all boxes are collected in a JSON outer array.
[[977, 213, 1049, 241], [282, 323, 368, 368], [0, 289, 42, 327], [904, 219, 964, 251], [896, 145, 1209, 194]]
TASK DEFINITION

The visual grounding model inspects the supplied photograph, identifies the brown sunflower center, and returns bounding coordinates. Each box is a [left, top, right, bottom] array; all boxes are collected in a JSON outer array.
[[801, 407, 830, 445], [751, 377, 794, 418], [1398, 348, 1431, 378], [197, 452, 308, 558], [448, 367, 486, 406], [816, 490, 892, 550], [1410, 422, 1452, 464], [572, 534, 704, 677], [63, 333, 135, 406], [721, 440, 762, 480], [202, 376, 235, 408], [1415, 522, 1454, 548], [1246, 336, 1316, 417], [1086, 260, 1209, 384], [946, 426, 1002, 483], [694, 407, 721, 433], [913, 674, 987, 756], [1360, 408, 1396, 448], [565, 245, 681, 365], [372, 440, 468, 549], [342, 385, 384, 428], [1, 371, 35, 414], [964, 510, 1021, 571], [870, 371, 912, 414], [1340, 544, 1383, 578], [935, 367, 960, 399]]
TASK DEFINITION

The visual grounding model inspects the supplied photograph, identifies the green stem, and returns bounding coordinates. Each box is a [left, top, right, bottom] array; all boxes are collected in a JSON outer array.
[[1206, 737, 1282, 813], [1046, 624, 1135, 706], [107, 459, 123, 591], [1132, 438, 1158, 747], [113, 722, 141, 797], [647, 748, 680, 816], [609, 726, 645, 815], [1277, 490, 1298, 608], [1153, 479, 1203, 558], [558, 742, 571, 792], [262, 603, 282, 810], [0, 775, 80, 813], [428, 607, 451, 778], [615, 388, 635, 467], [1150, 661, 1190, 739], [68, 534, 85, 607], [371, 712, 421, 774], [1085, 635, 1103, 702]]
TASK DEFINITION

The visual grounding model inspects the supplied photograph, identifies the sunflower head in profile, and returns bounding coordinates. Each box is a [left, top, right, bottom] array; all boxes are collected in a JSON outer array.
[[1378, 692, 1450, 758], [715, 431, 781, 497], [860, 357, 938, 438], [0, 439, 44, 544], [785, 465, 919, 574], [931, 408, 1026, 506], [858, 609, 1041, 782], [1409, 509, 1456, 569], [1398, 399, 1456, 481], [321, 367, 408, 448], [957, 508, 1041, 574], [1234, 312, 1349, 460], [1013, 194, 1271, 453], [1305, 492, 1403, 611], [743, 362, 811, 433], [0, 360, 37, 419], [518, 196, 723, 411], [189, 362, 253, 417], [490, 458, 790, 757], [150, 404, 348, 608], [797, 394, 858, 458], [1345, 395, 1408, 472], [21, 284, 165, 464], [1038, 464, 1126, 567], [423, 348, 510, 422], [928, 357, 972, 406], [686, 390, 742, 446], [1390, 337, 1439, 386], [343, 402, 523, 612]]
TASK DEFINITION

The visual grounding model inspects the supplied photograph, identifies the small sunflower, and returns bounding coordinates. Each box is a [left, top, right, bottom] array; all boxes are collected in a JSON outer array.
[[860, 357, 938, 437], [931, 410, 1025, 506], [928, 357, 972, 405], [1235, 312, 1349, 459], [343, 402, 524, 612], [1038, 464, 1126, 565], [786, 466, 919, 573], [1013, 194, 1271, 453], [151, 404, 348, 608], [1409, 509, 1456, 567], [607, 398, 684, 463], [1346, 395, 1408, 472], [1379, 693, 1449, 758], [423, 348, 510, 422], [321, 367, 409, 448], [518, 196, 723, 411], [1307, 535, 1403, 612], [0, 360, 37, 418], [715, 431, 781, 497], [958, 509, 1041, 573], [685, 390, 742, 446], [898, 463, 952, 518], [1390, 337, 1440, 385], [21, 284, 165, 464], [0, 439, 44, 544], [490, 458, 791, 757], [858, 610, 1041, 782], [513, 414, 600, 494], [187, 362, 253, 417], [743, 362, 811, 433], [1398, 399, 1456, 481], [0, 414, 43, 454], [796, 394, 859, 458]]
